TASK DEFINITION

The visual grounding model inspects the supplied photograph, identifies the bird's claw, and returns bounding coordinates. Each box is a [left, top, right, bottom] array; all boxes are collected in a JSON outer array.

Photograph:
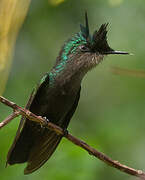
[[43, 116, 49, 126], [40, 116, 49, 128]]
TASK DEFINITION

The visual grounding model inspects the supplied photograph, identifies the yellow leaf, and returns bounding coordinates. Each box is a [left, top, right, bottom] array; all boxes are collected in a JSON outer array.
[[108, 0, 124, 7], [49, 0, 66, 6], [0, 0, 31, 95]]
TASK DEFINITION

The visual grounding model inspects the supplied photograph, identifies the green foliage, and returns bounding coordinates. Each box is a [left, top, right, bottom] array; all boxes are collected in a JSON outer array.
[[1, 0, 145, 180]]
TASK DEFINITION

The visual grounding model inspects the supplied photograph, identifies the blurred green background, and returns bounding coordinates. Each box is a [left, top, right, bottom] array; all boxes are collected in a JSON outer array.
[[1, 0, 145, 179]]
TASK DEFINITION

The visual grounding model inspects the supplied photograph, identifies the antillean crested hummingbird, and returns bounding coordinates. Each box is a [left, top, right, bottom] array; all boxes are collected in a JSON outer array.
[[6, 13, 129, 174]]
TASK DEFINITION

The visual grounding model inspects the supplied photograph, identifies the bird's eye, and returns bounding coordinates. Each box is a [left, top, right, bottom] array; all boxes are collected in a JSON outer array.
[[79, 45, 89, 52]]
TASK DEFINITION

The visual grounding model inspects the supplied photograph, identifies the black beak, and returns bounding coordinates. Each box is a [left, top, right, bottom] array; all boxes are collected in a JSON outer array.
[[104, 50, 130, 55]]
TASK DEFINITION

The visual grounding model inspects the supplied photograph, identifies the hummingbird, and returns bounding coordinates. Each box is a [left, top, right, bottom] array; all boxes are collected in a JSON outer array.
[[6, 13, 129, 174]]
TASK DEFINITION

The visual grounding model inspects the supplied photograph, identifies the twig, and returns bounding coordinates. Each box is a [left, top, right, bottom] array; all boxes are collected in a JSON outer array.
[[112, 66, 145, 78], [0, 95, 145, 179], [0, 111, 20, 129]]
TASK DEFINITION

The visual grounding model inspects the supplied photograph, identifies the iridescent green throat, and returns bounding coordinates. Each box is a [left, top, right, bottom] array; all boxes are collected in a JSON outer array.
[[45, 31, 87, 86]]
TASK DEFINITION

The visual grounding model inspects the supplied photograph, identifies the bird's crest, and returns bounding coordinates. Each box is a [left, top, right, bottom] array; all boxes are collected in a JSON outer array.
[[80, 12, 113, 53], [80, 12, 90, 43]]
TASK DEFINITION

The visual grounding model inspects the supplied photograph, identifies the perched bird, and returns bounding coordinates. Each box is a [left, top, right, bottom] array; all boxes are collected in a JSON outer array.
[[7, 13, 129, 174]]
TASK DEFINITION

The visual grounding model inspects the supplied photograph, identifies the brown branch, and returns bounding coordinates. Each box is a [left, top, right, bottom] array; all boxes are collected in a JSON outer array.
[[0, 111, 20, 129], [112, 66, 145, 78], [0, 95, 145, 179]]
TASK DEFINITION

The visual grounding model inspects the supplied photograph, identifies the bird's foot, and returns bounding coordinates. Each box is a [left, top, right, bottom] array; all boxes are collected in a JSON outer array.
[[43, 116, 49, 125], [63, 128, 69, 137], [40, 116, 49, 128]]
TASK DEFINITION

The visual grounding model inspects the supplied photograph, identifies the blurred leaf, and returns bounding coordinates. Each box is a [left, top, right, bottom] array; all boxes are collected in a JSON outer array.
[[49, 0, 66, 6], [108, 0, 124, 7], [0, 0, 31, 95], [112, 66, 145, 78]]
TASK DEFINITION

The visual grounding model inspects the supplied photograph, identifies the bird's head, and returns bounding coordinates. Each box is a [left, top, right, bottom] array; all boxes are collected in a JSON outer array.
[[57, 12, 129, 76]]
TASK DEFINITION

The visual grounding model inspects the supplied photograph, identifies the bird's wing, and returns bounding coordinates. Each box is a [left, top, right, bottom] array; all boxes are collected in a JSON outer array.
[[6, 74, 49, 165], [24, 87, 81, 174]]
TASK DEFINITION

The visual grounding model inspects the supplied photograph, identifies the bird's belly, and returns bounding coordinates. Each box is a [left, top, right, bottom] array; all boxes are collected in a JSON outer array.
[[30, 87, 78, 126]]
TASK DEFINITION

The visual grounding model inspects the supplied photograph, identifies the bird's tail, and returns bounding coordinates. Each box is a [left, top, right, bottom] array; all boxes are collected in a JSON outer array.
[[7, 120, 62, 174]]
